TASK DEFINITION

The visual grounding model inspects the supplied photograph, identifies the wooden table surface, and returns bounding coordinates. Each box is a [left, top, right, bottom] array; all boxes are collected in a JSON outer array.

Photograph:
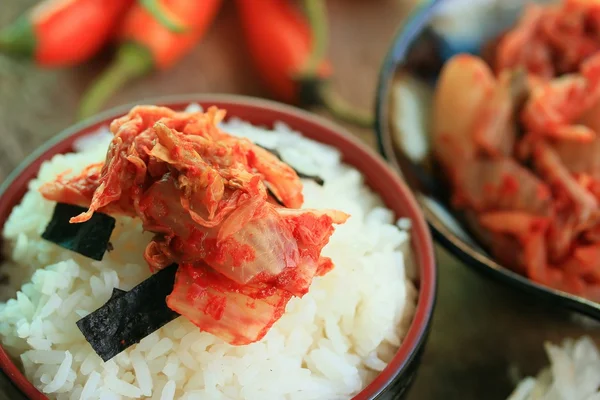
[[2, 1, 600, 400]]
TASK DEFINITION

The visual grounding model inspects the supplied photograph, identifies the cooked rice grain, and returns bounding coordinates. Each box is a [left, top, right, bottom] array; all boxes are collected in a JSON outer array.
[[509, 336, 600, 400], [0, 113, 417, 400]]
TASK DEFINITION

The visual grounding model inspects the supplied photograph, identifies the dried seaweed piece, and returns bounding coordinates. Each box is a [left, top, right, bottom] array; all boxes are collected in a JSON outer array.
[[109, 288, 127, 300], [295, 171, 325, 186], [257, 145, 325, 186], [265, 182, 285, 206], [76, 264, 179, 361], [42, 203, 115, 261], [257, 144, 283, 159]]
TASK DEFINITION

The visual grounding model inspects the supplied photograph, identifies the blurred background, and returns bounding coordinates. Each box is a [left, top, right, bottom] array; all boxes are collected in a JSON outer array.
[[0, 0, 412, 181]]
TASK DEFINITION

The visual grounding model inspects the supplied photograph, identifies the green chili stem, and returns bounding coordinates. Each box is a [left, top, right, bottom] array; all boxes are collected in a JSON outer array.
[[0, 15, 36, 59], [301, 0, 328, 76], [78, 43, 153, 120], [300, 1, 372, 127], [140, 0, 188, 33], [318, 84, 374, 128]]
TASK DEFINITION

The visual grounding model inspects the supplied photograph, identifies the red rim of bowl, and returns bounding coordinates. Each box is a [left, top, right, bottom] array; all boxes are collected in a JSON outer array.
[[0, 94, 436, 400]]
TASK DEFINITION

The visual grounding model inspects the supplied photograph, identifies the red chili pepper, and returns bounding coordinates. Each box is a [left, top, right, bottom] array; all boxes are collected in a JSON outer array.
[[0, 0, 133, 67], [139, 0, 188, 33], [78, 0, 222, 119], [236, 0, 373, 127]]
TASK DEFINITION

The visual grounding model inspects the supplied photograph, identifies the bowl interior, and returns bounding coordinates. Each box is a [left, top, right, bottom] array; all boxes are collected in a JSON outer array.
[[376, 0, 600, 317], [0, 95, 436, 400]]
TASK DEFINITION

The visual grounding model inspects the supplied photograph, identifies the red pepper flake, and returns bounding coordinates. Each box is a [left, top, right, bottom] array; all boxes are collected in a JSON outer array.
[[203, 237, 256, 268], [187, 283, 206, 302], [202, 294, 226, 320], [501, 174, 520, 196]]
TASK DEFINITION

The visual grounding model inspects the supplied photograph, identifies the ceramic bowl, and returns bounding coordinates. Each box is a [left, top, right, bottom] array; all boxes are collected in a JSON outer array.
[[374, 0, 600, 319], [0, 95, 436, 399]]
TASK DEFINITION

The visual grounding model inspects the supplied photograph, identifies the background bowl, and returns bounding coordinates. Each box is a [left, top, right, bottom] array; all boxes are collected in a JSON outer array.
[[374, 0, 600, 319], [0, 95, 436, 400]]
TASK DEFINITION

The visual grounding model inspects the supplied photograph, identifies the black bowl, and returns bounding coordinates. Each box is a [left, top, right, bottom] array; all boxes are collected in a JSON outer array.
[[375, 0, 600, 320], [0, 95, 436, 399]]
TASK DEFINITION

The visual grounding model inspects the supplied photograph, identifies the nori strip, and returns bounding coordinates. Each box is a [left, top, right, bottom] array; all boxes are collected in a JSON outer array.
[[42, 203, 116, 261], [265, 182, 285, 207], [109, 288, 127, 300], [257, 144, 283, 159], [295, 171, 325, 186], [256, 145, 325, 186], [268, 189, 285, 206], [76, 264, 180, 361]]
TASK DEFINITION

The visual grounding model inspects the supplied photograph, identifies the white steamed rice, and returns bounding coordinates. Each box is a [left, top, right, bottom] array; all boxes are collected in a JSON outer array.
[[0, 107, 417, 400], [509, 336, 600, 400]]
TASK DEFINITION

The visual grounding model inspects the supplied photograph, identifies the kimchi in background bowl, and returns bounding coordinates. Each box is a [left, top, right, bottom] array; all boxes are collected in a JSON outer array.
[[373, 0, 600, 319], [0, 95, 436, 400]]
